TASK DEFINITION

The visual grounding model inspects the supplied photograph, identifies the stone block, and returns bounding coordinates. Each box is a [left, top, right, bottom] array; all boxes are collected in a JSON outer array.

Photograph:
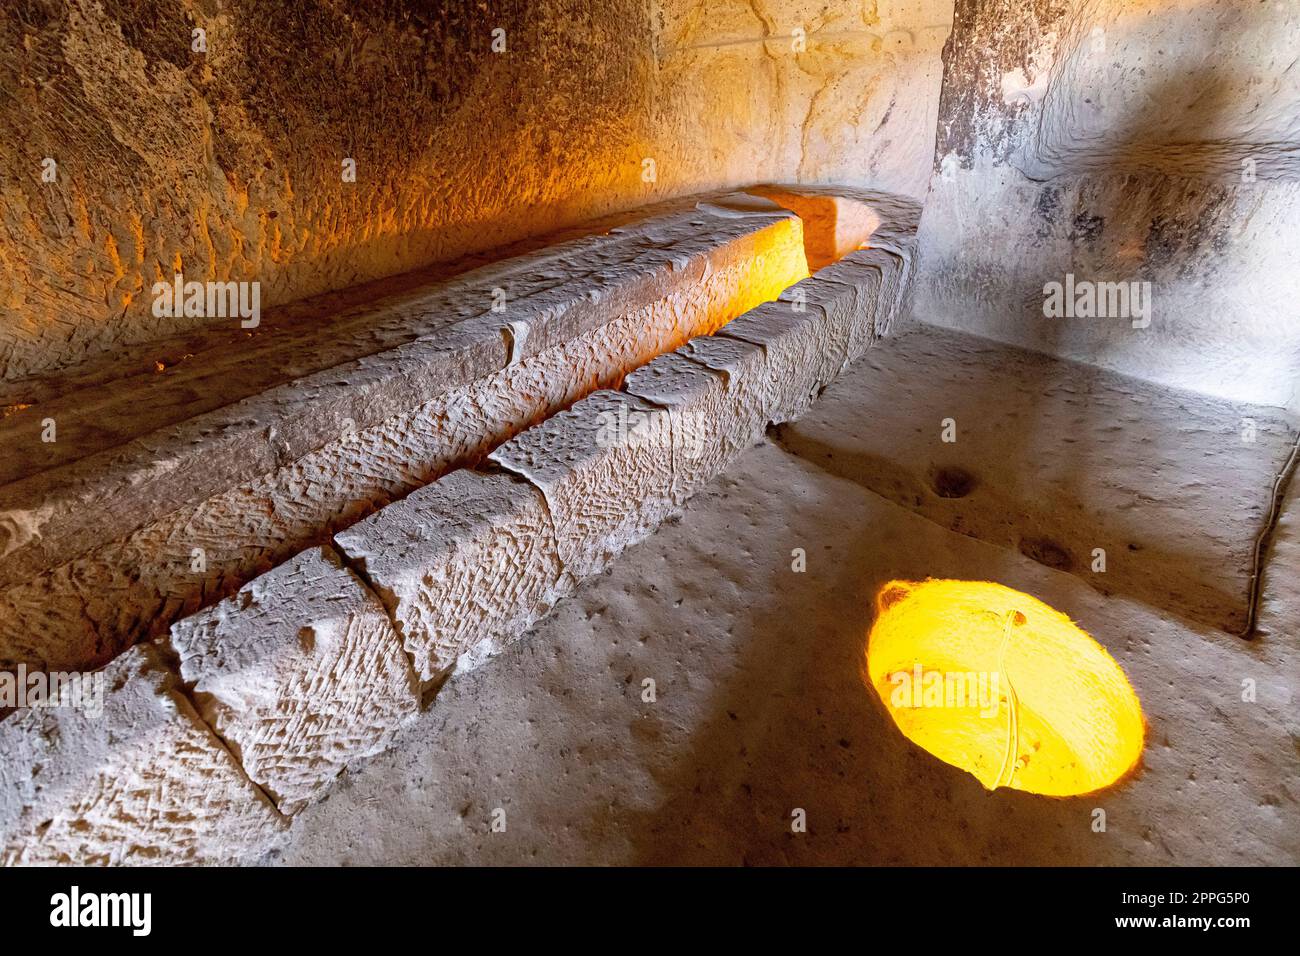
[[0, 643, 286, 865], [335, 471, 562, 687], [489, 390, 677, 582], [169, 546, 417, 815]]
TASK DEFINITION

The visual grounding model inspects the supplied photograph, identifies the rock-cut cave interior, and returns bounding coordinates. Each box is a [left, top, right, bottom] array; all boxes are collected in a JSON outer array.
[[0, 0, 1296, 888]]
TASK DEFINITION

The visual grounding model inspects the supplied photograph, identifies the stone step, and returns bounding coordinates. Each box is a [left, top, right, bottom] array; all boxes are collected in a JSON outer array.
[[0, 189, 919, 863], [773, 322, 1300, 634], [0, 189, 854, 673]]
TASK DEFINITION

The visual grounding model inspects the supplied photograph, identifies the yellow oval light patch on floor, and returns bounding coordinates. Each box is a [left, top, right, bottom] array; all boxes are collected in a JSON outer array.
[[866, 579, 1144, 796]]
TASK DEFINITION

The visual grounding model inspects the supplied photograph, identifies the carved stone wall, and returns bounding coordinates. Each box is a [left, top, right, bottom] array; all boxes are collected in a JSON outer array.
[[0, 0, 952, 382], [913, 0, 1300, 409]]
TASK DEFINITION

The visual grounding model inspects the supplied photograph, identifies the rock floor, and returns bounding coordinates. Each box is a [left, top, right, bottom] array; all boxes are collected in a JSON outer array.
[[276, 325, 1299, 866]]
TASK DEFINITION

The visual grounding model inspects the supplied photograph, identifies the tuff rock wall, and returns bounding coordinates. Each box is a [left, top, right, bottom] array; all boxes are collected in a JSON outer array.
[[913, 0, 1300, 410], [0, 0, 953, 382]]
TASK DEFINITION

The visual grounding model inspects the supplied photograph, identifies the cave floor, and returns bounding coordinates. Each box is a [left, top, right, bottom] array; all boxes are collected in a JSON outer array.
[[276, 325, 1299, 866]]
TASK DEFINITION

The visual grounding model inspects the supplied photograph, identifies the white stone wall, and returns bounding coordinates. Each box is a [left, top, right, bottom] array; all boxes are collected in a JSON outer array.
[[913, 0, 1300, 410]]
